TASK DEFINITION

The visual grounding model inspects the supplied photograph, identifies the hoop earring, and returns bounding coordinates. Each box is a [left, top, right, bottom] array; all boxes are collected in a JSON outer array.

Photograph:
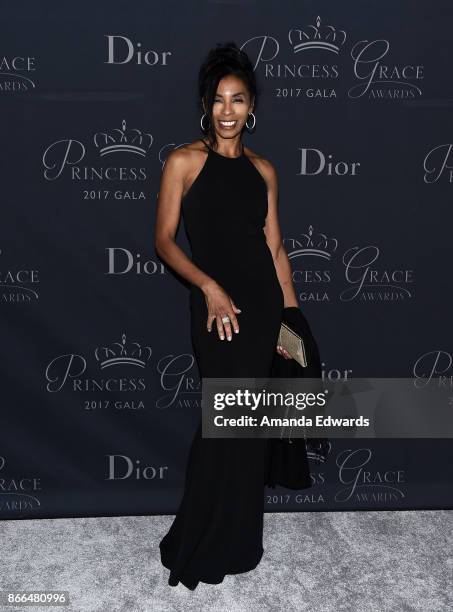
[[200, 113, 210, 132], [245, 112, 256, 131]]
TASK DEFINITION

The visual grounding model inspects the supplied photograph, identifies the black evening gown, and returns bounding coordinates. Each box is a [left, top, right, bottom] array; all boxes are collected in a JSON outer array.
[[159, 138, 284, 590]]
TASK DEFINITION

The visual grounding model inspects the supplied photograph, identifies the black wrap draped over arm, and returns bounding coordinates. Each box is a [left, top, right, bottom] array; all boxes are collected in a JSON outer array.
[[266, 307, 330, 490]]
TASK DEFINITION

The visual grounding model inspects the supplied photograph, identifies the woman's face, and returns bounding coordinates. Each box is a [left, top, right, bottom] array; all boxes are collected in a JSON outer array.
[[209, 74, 254, 139]]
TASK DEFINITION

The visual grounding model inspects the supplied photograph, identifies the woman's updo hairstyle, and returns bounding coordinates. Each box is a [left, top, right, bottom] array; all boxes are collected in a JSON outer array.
[[198, 41, 258, 148]]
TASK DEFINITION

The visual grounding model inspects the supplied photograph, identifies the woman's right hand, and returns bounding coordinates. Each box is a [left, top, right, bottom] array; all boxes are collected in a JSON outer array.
[[203, 281, 241, 341]]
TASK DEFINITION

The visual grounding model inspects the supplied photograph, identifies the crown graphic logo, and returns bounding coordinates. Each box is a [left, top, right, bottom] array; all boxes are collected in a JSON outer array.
[[289, 16, 346, 54], [93, 119, 153, 157], [94, 333, 152, 369], [286, 225, 338, 261], [306, 440, 332, 463]]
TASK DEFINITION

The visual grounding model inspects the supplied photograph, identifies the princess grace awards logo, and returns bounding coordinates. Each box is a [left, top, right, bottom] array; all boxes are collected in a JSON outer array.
[[284, 225, 414, 303], [348, 39, 423, 100], [0, 53, 37, 92], [289, 16, 346, 55], [44, 332, 202, 411], [45, 333, 151, 410], [284, 224, 338, 302], [42, 119, 153, 201], [423, 143, 453, 183], [340, 246, 414, 302], [334, 448, 406, 503], [0, 248, 40, 303], [0, 457, 42, 513], [413, 350, 453, 388], [241, 15, 423, 101], [155, 352, 201, 410], [95, 333, 152, 369]]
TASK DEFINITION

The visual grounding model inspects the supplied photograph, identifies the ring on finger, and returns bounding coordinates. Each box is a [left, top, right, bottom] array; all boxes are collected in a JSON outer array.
[[221, 315, 230, 324]]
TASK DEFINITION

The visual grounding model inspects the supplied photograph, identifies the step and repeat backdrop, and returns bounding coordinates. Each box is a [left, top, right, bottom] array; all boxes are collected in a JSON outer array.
[[1, 1, 453, 519]]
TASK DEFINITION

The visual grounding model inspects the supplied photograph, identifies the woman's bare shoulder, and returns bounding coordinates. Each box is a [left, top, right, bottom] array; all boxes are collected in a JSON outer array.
[[170, 139, 207, 160], [163, 140, 208, 197], [163, 139, 207, 178]]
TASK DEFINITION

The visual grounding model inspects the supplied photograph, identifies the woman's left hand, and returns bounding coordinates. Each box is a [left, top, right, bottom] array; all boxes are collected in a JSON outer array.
[[276, 345, 293, 359]]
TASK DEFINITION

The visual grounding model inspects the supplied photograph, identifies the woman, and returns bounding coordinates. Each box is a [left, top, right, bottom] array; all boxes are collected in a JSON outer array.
[[154, 41, 299, 590]]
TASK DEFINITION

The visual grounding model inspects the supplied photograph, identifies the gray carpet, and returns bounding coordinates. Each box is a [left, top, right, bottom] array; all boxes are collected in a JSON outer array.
[[1, 510, 451, 611]]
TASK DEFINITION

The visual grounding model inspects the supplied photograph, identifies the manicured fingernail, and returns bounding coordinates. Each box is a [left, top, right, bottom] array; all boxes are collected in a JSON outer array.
[[220, 335, 224, 340], [234, 329, 239, 333], [227, 335, 231, 341]]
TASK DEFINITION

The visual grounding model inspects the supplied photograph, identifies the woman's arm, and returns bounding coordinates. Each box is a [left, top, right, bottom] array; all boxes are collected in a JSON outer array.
[[260, 159, 299, 309], [154, 148, 215, 293], [154, 147, 241, 341]]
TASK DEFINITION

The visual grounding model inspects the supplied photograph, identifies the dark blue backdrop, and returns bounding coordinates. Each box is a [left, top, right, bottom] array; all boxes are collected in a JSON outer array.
[[1, 1, 452, 518]]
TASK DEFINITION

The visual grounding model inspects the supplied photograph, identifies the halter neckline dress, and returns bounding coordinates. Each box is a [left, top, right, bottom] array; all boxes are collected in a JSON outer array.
[[159, 137, 284, 590]]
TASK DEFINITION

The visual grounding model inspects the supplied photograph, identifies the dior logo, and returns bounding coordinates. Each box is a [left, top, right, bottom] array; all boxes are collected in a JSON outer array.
[[106, 248, 165, 275], [297, 148, 360, 176], [105, 455, 168, 480], [104, 35, 172, 66]]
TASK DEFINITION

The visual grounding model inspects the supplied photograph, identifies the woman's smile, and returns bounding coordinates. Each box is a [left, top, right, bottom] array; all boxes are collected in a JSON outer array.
[[218, 119, 238, 129]]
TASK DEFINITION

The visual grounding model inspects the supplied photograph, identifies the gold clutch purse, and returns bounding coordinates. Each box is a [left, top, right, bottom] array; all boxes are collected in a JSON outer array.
[[278, 321, 307, 367]]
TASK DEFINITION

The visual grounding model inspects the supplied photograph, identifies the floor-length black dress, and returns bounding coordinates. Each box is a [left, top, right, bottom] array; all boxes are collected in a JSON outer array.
[[159, 138, 284, 589]]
